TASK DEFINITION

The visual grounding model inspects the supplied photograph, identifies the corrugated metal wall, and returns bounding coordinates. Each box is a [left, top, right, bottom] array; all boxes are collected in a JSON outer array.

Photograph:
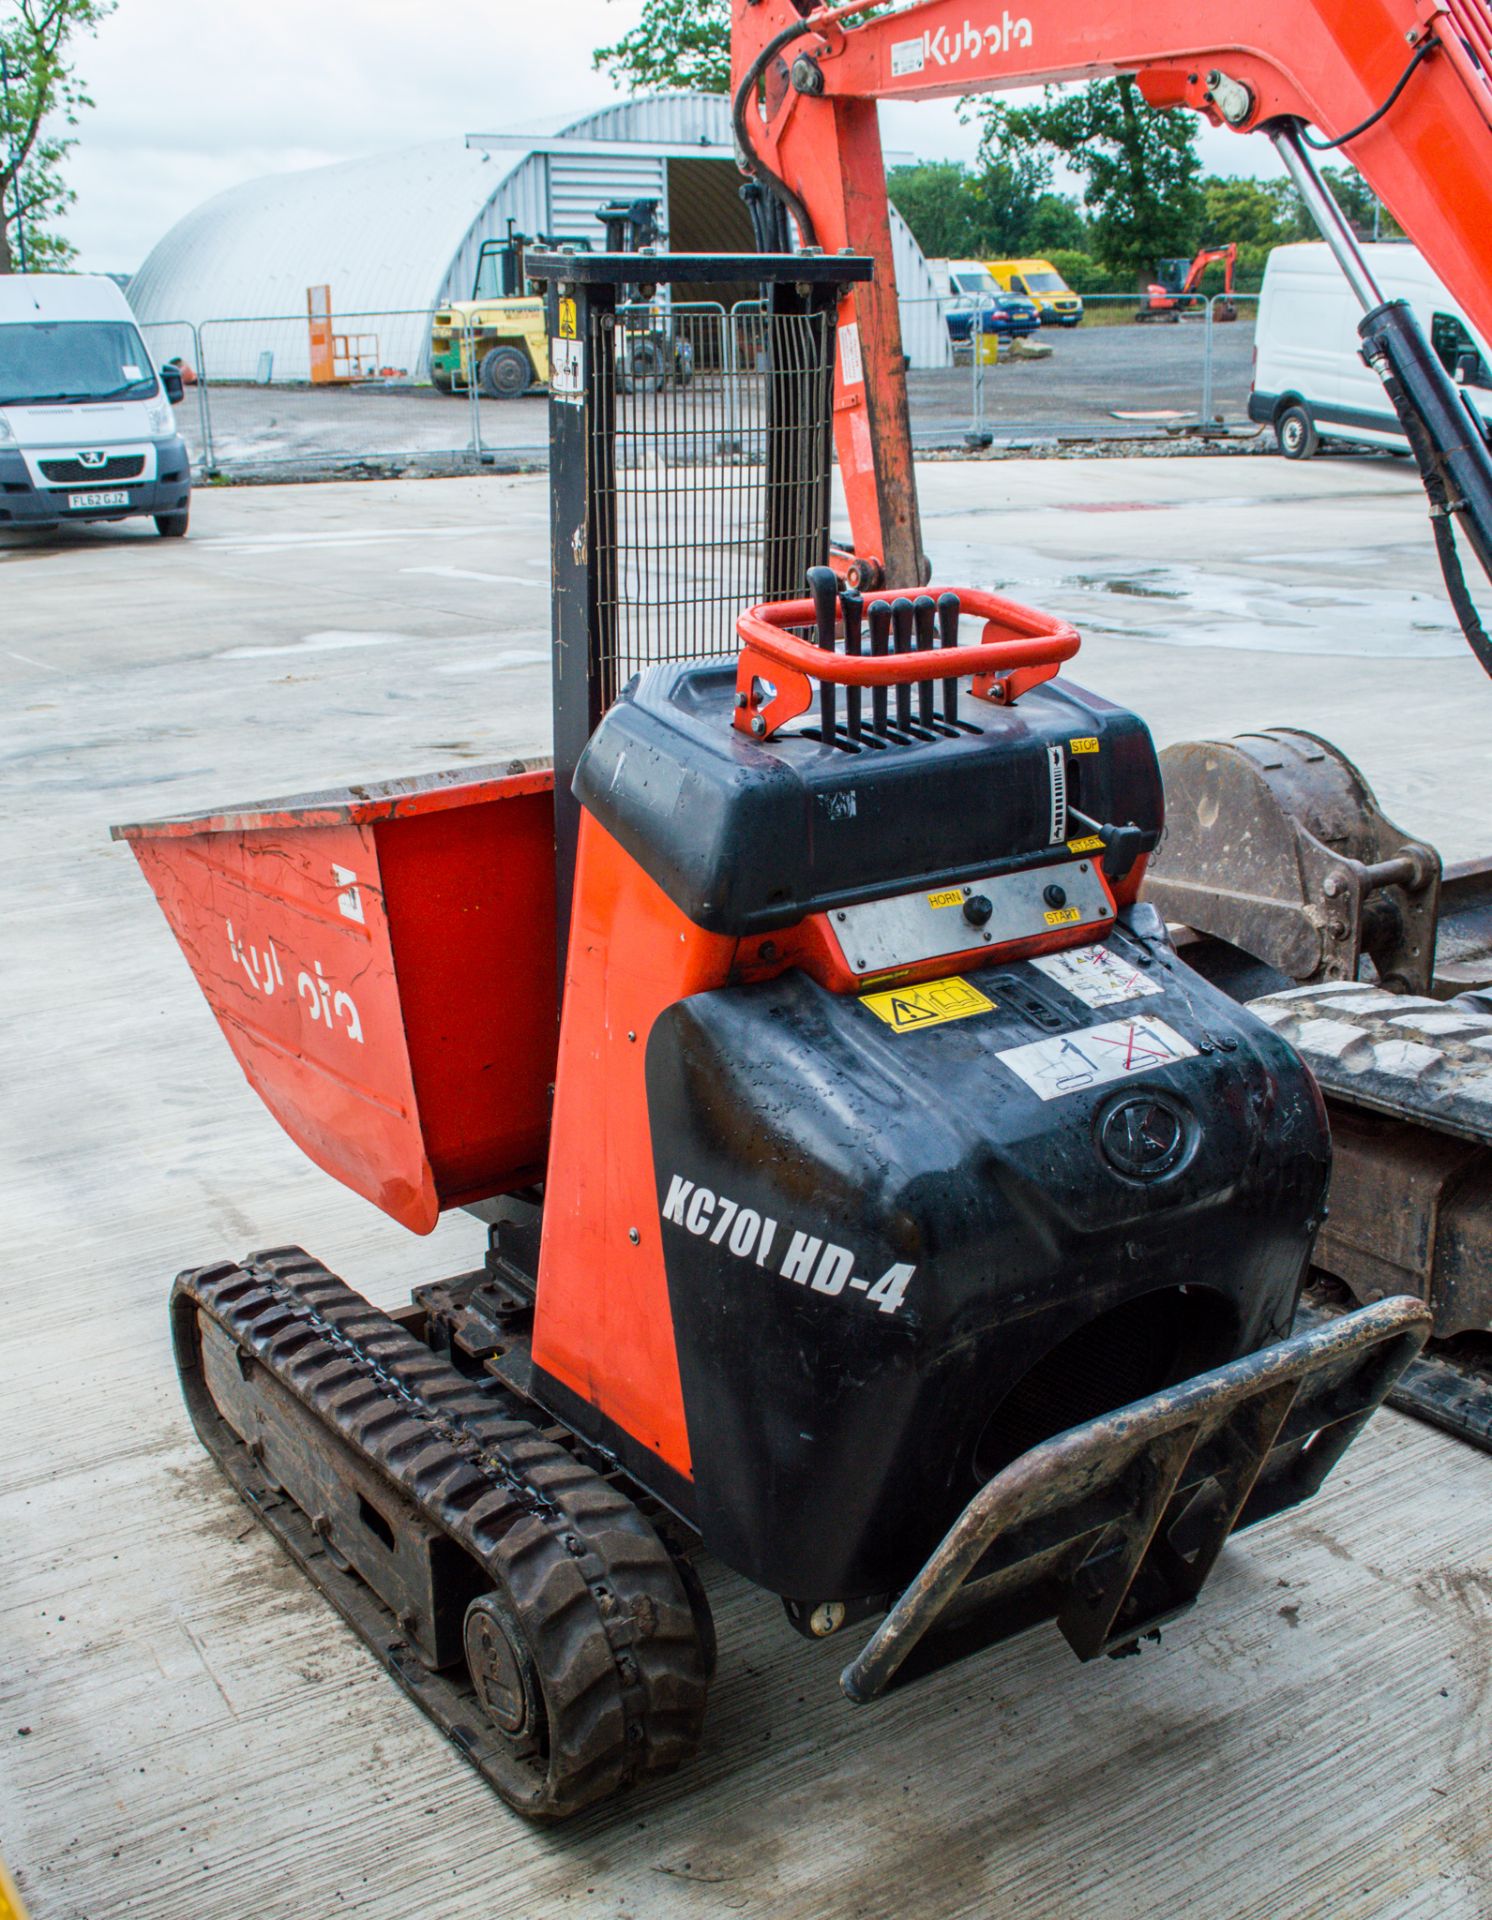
[[890, 203, 953, 370], [435, 153, 551, 315], [547, 151, 669, 246]]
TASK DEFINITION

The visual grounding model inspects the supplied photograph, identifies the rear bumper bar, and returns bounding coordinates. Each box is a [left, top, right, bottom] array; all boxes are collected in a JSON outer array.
[[841, 1296, 1430, 1703]]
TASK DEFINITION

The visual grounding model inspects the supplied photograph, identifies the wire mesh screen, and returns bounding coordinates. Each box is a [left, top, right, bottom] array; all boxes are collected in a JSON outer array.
[[590, 302, 835, 706]]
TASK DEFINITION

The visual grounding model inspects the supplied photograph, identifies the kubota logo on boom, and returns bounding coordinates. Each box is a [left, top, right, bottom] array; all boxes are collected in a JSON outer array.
[[893, 11, 1033, 73]]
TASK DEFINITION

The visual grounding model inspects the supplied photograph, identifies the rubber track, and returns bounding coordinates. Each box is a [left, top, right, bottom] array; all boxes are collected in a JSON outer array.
[[170, 1246, 709, 1819]]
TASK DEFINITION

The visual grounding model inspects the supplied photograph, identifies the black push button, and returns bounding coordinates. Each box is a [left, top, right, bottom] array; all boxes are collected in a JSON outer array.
[[963, 894, 994, 927], [1043, 884, 1067, 909]]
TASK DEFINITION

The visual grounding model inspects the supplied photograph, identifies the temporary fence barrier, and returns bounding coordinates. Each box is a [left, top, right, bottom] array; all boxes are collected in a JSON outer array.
[[131, 294, 1268, 484]]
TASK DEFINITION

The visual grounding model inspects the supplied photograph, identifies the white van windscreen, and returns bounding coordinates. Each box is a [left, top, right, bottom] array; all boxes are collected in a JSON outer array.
[[0, 320, 157, 405]]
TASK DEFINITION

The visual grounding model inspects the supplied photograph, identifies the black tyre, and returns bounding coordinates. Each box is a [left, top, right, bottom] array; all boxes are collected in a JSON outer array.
[[429, 366, 454, 395], [1277, 404, 1319, 461], [478, 346, 534, 399], [621, 338, 668, 394], [155, 510, 189, 538]]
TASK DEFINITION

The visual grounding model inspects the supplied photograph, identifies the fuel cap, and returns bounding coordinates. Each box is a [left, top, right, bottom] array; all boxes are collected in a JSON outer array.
[[1097, 1094, 1190, 1181]]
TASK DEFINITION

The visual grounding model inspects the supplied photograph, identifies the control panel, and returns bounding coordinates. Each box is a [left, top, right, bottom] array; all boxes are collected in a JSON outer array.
[[829, 859, 1114, 975]]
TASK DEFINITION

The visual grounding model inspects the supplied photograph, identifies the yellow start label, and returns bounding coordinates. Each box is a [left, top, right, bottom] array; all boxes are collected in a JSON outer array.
[[1069, 736, 1100, 754], [1044, 906, 1082, 926], [861, 975, 995, 1034], [926, 888, 964, 909], [558, 296, 578, 339], [1067, 834, 1104, 854]]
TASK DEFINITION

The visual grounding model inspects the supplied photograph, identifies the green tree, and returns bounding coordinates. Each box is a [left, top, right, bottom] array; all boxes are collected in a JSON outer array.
[[885, 162, 990, 260], [978, 78, 1203, 278], [1318, 164, 1401, 240], [887, 158, 1084, 262], [1, 0, 114, 273], [594, 0, 729, 96]]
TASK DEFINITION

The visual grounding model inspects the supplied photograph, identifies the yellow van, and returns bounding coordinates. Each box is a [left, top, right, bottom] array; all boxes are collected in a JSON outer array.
[[984, 259, 1084, 327]]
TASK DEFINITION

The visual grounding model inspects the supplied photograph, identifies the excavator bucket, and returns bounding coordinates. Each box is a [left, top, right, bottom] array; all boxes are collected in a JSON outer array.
[[112, 760, 557, 1233]]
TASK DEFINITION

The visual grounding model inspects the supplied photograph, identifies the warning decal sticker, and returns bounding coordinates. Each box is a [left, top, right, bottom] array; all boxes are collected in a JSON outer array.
[[1030, 945, 1163, 1009], [997, 1014, 1196, 1100], [550, 335, 584, 404], [861, 975, 995, 1033]]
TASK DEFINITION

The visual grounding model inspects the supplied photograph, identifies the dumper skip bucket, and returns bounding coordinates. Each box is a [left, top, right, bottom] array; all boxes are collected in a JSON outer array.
[[113, 760, 556, 1233]]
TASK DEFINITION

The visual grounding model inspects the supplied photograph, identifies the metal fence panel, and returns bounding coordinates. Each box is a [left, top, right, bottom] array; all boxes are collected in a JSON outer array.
[[136, 320, 212, 470], [169, 291, 1267, 482], [899, 292, 1258, 448], [593, 301, 834, 689], [195, 309, 505, 475]]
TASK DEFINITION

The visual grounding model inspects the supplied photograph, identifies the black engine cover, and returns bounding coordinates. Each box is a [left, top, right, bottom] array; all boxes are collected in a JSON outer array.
[[646, 922, 1330, 1602]]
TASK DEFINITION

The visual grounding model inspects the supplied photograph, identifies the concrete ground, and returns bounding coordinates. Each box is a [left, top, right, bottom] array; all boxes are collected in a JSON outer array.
[[2, 456, 1490, 1920]]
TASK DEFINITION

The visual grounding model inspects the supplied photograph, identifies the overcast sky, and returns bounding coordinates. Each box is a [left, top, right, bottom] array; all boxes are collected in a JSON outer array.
[[60, 0, 1281, 273]]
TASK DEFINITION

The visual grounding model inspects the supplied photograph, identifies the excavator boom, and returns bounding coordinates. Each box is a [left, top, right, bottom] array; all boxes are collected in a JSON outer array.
[[732, 0, 1492, 583]]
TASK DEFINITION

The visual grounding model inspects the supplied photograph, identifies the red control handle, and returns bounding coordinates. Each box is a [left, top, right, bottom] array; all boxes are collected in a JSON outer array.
[[734, 586, 1080, 738]]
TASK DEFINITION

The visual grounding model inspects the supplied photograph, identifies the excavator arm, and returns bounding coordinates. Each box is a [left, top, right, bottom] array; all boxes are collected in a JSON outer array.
[[1180, 244, 1237, 299], [731, 0, 1492, 614]]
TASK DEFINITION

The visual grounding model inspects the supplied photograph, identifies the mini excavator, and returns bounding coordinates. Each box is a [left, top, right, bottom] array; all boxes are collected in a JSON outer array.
[[113, 0, 1492, 1820]]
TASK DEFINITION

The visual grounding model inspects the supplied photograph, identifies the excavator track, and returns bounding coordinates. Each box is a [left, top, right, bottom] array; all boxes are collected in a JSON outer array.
[[170, 1248, 710, 1820]]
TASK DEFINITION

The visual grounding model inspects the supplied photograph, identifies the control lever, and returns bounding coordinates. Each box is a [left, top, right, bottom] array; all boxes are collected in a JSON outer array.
[[841, 589, 864, 740], [867, 598, 891, 735], [890, 597, 915, 733], [936, 592, 961, 725], [913, 595, 938, 727], [806, 565, 840, 743], [1067, 806, 1157, 885]]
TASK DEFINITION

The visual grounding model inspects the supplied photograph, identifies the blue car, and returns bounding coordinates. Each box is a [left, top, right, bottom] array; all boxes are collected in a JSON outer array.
[[944, 264, 1042, 344]]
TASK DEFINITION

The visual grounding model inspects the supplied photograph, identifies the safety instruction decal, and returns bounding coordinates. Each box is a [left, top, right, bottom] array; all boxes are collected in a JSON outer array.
[[1030, 945, 1163, 1009], [551, 335, 584, 404], [861, 974, 995, 1032], [997, 1014, 1196, 1100], [1069, 736, 1100, 754], [838, 320, 864, 386]]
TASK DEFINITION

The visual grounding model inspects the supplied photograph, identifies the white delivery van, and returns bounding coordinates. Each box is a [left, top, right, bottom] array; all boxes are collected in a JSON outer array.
[[0, 274, 191, 535], [1250, 241, 1492, 458]]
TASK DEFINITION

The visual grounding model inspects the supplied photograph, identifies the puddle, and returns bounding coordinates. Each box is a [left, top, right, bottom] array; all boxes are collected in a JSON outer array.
[[927, 538, 1465, 658], [1067, 572, 1186, 600]]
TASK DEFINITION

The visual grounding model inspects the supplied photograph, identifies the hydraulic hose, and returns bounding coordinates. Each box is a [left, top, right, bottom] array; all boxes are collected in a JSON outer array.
[[1432, 512, 1492, 680], [732, 16, 820, 248]]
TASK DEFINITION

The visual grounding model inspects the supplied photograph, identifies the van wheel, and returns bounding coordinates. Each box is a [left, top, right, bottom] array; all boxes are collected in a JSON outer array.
[[479, 347, 533, 399], [1277, 405, 1319, 461], [156, 511, 190, 538]]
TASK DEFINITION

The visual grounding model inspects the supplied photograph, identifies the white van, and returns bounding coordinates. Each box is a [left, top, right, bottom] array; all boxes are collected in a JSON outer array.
[[0, 274, 192, 535], [1250, 242, 1492, 458]]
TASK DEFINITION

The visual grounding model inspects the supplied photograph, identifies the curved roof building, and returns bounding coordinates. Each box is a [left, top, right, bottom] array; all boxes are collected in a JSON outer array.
[[128, 93, 950, 379]]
